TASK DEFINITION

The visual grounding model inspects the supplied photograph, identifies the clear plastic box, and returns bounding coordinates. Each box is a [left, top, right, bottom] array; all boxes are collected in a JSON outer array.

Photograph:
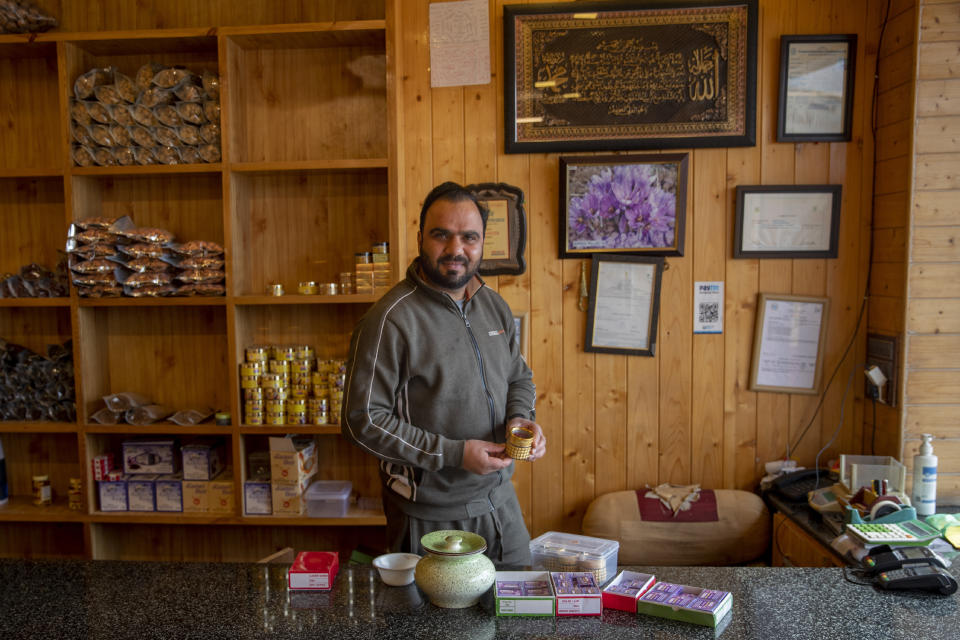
[[304, 480, 352, 518], [529, 531, 619, 586], [839, 454, 906, 494]]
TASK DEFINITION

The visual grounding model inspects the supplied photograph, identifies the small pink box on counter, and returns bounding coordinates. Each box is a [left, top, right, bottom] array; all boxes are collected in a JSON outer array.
[[288, 551, 339, 591]]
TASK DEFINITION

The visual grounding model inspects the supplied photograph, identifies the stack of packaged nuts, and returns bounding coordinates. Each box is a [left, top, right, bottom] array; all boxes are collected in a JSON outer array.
[[66, 215, 225, 297], [354, 241, 390, 295], [241, 344, 346, 426], [70, 63, 221, 167]]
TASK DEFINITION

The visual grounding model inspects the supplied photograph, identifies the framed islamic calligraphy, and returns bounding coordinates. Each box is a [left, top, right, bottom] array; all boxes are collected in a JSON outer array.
[[503, 0, 758, 154]]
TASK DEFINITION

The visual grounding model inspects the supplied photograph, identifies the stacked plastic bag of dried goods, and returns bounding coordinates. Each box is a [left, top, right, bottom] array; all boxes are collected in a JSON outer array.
[[0, 0, 56, 33], [66, 215, 225, 298], [89, 391, 214, 426], [0, 338, 75, 422], [0, 262, 68, 298], [71, 63, 221, 167]]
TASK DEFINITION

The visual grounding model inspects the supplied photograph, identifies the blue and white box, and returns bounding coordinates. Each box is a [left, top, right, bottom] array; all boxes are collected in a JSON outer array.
[[244, 481, 272, 515], [98, 477, 129, 512], [155, 473, 183, 512], [182, 439, 226, 481], [127, 474, 159, 511], [122, 439, 178, 474]]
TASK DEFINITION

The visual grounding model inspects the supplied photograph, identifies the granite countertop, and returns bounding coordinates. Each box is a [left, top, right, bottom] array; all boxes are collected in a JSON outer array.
[[2, 559, 957, 639]]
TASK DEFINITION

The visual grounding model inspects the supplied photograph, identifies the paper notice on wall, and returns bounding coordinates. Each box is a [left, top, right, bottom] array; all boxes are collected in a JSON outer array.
[[429, 0, 491, 88], [694, 281, 724, 334]]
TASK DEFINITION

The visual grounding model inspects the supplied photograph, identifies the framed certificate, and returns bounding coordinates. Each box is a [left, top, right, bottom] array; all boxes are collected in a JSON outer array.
[[749, 293, 830, 394], [734, 185, 842, 259], [585, 255, 664, 357], [467, 182, 526, 276], [777, 34, 857, 142]]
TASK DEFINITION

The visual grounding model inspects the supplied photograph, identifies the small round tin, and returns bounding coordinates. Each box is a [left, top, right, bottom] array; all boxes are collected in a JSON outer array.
[[240, 374, 260, 389], [268, 359, 290, 375], [268, 283, 284, 296], [294, 345, 315, 360], [245, 409, 264, 425], [298, 281, 318, 295], [266, 413, 286, 426], [245, 345, 270, 363], [320, 282, 338, 295], [239, 361, 263, 377], [243, 387, 264, 401], [215, 412, 231, 426]]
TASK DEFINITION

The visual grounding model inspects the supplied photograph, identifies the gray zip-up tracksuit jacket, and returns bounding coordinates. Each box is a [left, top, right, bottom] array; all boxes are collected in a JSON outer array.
[[342, 259, 536, 516]]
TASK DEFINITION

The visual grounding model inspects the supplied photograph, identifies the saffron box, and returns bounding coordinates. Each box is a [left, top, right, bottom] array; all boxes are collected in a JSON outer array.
[[288, 551, 339, 590]]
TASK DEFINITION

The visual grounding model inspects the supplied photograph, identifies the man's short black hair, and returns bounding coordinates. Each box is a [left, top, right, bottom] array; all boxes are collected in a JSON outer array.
[[418, 181, 489, 234]]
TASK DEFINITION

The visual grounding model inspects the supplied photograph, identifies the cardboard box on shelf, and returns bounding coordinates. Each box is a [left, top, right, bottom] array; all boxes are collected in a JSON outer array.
[[208, 470, 234, 514], [155, 474, 182, 512], [122, 439, 178, 475], [269, 435, 317, 491], [182, 439, 226, 481], [244, 481, 272, 515], [127, 474, 159, 512], [182, 480, 209, 513], [272, 483, 304, 515], [98, 478, 129, 512]]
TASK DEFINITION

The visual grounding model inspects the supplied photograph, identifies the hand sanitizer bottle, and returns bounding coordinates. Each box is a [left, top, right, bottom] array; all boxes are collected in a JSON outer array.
[[912, 433, 937, 517]]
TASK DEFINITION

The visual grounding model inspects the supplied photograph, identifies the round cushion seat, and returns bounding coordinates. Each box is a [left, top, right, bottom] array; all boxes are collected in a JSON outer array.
[[581, 489, 770, 566]]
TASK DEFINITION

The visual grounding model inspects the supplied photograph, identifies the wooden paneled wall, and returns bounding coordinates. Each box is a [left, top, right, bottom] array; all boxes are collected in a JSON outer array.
[[868, 1, 916, 463], [397, 0, 886, 537], [904, 0, 960, 499]]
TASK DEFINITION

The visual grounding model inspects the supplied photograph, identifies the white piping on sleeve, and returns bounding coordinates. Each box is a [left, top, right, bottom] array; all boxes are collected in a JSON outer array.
[[343, 286, 444, 461]]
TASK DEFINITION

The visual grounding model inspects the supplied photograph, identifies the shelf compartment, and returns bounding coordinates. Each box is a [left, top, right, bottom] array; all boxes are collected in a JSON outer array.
[[0, 42, 62, 172], [225, 26, 387, 163], [233, 304, 367, 364], [0, 521, 86, 559], [75, 305, 229, 422], [0, 306, 72, 361], [0, 496, 85, 523], [0, 177, 67, 278], [70, 172, 224, 245], [240, 434, 381, 506], [0, 432, 81, 508], [230, 168, 389, 295]]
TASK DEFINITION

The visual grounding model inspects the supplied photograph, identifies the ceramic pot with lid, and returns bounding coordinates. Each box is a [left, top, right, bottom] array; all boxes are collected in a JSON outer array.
[[414, 530, 496, 608]]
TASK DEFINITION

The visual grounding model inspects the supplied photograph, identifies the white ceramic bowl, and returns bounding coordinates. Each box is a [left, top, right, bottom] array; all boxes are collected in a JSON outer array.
[[372, 552, 421, 586]]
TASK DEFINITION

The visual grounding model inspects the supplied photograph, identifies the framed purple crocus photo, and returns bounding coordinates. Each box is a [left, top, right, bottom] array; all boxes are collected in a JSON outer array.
[[559, 153, 688, 258]]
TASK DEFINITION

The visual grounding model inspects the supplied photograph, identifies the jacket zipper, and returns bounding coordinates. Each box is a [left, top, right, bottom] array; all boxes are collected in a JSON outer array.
[[460, 311, 497, 440]]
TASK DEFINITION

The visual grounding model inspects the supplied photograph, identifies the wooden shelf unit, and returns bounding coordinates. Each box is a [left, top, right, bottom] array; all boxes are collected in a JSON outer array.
[[0, 8, 398, 561]]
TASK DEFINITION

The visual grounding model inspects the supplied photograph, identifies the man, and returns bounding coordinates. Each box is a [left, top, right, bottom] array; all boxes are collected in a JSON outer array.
[[342, 181, 545, 565]]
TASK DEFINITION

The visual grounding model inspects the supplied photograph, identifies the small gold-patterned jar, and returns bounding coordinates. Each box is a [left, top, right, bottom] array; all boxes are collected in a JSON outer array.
[[505, 426, 535, 460]]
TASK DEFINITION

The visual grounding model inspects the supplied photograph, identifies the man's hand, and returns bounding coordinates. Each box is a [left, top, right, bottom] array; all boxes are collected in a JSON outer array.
[[462, 439, 513, 475], [506, 417, 546, 461]]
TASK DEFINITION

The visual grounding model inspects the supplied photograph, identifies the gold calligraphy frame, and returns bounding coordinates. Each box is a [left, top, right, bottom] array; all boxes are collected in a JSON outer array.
[[504, 1, 757, 153], [467, 182, 526, 276], [749, 293, 830, 395]]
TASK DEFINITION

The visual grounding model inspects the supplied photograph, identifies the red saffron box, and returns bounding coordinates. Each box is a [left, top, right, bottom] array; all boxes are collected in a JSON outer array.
[[288, 551, 339, 590], [601, 570, 655, 612]]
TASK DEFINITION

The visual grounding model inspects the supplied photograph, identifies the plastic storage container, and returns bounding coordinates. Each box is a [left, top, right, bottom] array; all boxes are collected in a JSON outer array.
[[529, 531, 619, 586], [304, 480, 352, 518]]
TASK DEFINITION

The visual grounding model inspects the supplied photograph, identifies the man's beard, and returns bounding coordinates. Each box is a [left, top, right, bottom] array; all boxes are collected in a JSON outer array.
[[419, 249, 479, 291]]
